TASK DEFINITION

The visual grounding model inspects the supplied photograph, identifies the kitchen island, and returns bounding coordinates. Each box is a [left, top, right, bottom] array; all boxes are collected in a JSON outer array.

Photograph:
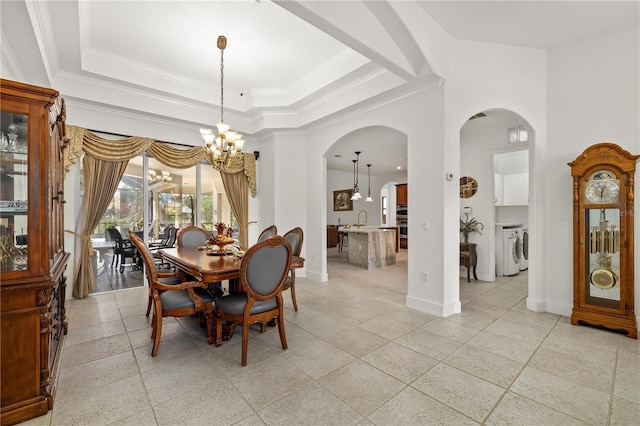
[[348, 227, 396, 269]]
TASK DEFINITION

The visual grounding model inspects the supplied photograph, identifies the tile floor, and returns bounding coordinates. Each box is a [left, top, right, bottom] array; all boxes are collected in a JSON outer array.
[[23, 249, 640, 425], [93, 251, 145, 294]]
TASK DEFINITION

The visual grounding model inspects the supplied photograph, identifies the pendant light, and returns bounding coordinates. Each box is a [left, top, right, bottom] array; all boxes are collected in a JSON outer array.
[[365, 164, 373, 202], [350, 151, 362, 200]]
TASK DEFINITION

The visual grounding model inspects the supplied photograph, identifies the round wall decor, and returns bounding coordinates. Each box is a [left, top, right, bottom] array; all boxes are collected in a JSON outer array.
[[460, 176, 478, 198]]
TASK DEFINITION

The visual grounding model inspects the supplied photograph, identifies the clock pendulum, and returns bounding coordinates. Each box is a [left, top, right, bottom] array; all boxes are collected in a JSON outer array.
[[588, 209, 619, 289]]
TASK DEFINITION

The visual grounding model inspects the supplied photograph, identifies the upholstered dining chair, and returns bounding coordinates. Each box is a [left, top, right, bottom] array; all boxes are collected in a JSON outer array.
[[128, 230, 184, 317], [129, 231, 215, 356], [214, 235, 292, 366], [257, 224, 278, 242], [176, 225, 209, 248], [175, 225, 222, 295], [282, 227, 303, 311]]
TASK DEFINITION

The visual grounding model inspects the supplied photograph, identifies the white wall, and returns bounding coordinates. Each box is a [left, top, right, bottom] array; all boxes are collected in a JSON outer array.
[[271, 131, 307, 242], [544, 27, 640, 316]]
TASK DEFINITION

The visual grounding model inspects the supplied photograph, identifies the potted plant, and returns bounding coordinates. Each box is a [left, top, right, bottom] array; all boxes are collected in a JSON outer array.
[[460, 213, 483, 244]]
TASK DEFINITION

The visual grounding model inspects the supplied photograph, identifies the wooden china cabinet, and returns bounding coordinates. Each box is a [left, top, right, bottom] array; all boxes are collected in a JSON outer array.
[[0, 79, 69, 425]]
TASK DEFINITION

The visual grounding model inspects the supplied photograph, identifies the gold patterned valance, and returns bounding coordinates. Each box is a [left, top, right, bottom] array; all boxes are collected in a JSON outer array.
[[64, 125, 256, 197]]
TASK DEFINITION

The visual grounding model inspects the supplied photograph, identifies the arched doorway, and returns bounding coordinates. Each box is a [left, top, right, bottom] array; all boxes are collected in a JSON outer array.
[[459, 109, 533, 303], [324, 126, 408, 281]]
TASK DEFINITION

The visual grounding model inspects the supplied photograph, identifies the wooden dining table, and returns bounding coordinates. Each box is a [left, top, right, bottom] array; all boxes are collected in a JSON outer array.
[[158, 246, 305, 293]]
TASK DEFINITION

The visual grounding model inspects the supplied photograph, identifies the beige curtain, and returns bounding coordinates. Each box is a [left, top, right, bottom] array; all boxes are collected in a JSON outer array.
[[72, 155, 129, 298], [65, 125, 257, 298], [221, 170, 249, 249]]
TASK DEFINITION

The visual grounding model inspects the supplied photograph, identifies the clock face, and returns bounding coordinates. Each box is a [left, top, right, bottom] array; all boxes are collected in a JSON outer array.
[[585, 171, 619, 204]]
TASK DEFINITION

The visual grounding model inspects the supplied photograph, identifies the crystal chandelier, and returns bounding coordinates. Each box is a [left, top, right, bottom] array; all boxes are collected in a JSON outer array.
[[148, 170, 172, 183], [200, 35, 245, 167]]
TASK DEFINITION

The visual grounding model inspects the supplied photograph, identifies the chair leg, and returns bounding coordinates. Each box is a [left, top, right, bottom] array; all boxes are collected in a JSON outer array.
[[277, 313, 288, 350], [151, 312, 162, 357], [241, 319, 250, 366], [145, 293, 152, 317], [290, 272, 298, 311]]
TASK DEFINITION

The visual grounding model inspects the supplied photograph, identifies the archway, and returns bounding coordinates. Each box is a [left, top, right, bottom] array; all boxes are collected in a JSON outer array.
[[324, 126, 408, 280], [459, 109, 534, 304]]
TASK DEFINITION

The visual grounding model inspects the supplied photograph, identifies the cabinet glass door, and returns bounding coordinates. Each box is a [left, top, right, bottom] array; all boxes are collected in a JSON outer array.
[[0, 112, 28, 272], [585, 207, 620, 308]]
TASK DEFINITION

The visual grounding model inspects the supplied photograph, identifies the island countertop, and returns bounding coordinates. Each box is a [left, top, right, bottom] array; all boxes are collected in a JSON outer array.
[[347, 226, 395, 233], [347, 227, 396, 269]]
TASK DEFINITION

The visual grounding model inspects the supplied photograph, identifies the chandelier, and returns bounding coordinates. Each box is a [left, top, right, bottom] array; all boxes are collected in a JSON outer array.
[[149, 170, 172, 183], [200, 35, 245, 167], [350, 151, 362, 201]]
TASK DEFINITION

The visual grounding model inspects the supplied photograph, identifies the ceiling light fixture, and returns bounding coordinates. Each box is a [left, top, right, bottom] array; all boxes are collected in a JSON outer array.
[[149, 170, 172, 183], [365, 164, 373, 202], [350, 151, 362, 200], [200, 35, 245, 168], [508, 125, 528, 144]]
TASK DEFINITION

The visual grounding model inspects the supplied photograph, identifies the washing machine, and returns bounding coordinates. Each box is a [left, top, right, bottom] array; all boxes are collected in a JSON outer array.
[[502, 229, 521, 276], [519, 228, 529, 270]]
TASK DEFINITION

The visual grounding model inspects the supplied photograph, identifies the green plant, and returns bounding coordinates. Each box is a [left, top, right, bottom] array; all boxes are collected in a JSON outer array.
[[130, 217, 143, 231], [460, 213, 483, 244]]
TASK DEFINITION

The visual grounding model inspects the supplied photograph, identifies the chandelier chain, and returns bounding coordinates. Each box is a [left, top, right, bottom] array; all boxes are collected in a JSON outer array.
[[220, 44, 224, 125]]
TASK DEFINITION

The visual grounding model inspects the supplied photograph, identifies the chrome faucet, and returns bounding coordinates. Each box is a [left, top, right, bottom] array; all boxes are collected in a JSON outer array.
[[357, 210, 368, 229]]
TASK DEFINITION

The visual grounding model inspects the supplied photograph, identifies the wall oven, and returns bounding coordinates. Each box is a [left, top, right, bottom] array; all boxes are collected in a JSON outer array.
[[396, 204, 408, 219], [398, 219, 408, 240]]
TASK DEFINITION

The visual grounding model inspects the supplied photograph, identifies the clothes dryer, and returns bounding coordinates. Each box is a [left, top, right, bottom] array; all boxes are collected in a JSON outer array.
[[502, 229, 521, 276], [520, 228, 529, 270]]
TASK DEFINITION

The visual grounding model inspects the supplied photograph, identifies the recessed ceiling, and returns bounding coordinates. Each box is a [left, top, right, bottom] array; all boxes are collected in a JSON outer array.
[[2, 1, 636, 177]]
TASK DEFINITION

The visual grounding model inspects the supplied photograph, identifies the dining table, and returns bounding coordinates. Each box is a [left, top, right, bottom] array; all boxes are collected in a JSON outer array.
[[159, 246, 244, 287], [159, 246, 305, 288]]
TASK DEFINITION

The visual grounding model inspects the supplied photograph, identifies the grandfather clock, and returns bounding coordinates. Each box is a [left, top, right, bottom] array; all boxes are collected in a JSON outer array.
[[568, 143, 638, 338]]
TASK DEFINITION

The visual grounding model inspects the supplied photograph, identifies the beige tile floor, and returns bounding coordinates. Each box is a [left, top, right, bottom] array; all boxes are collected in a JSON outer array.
[[24, 249, 639, 425]]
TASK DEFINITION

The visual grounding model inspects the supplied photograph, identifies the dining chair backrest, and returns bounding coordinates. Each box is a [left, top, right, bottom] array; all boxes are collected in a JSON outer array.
[[177, 226, 209, 248], [107, 227, 125, 248], [283, 227, 303, 257], [165, 226, 179, 248], [128, 230, 158, 285], [241, 235, 292, 299], [157, 226, 172, 246], [257, 224, 278, 242], [148, 218, 157, 239]]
